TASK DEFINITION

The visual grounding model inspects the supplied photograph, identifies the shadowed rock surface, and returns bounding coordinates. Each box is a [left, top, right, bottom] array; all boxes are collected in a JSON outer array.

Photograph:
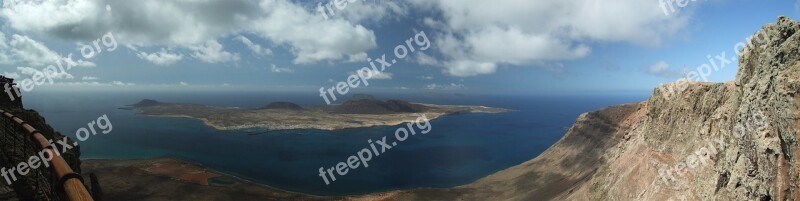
[[0, 77, 85, 201], [378, 15, 800, 201]]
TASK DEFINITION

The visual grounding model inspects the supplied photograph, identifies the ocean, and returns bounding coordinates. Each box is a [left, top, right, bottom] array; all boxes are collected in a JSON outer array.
[[22, 90, 647, 196]]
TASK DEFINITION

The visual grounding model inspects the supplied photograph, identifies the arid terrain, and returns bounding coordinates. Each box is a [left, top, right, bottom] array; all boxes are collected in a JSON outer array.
[[126, 98, 512, 131]]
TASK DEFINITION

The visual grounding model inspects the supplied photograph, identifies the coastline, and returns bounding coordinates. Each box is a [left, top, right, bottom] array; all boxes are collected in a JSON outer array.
[[85, 102, 643, 200], [132, 103, 513, 131]]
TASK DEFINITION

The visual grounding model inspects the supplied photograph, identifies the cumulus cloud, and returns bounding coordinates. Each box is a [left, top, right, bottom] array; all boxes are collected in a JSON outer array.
[[249, 0, 376, 64], [0, 0, 377, 64], [645, 61, 682, 78], [189, 40, 239, 63], [112, 80, 135, 86], [81, 76, 99, 80], [425, 83, 465, 90], [0, 32, 96, 68], [136, 48, 184, 66], [55, 80, 135, 87], [236, 35, 272, 57], [270, 64, 294, 73], [17, 66, 74, 80], [414, 52, 440, 66], [349, 70, 392, 80], [408, 0, 689, 77], [335, 1, 409, 24], [7, 34, 60, 66]]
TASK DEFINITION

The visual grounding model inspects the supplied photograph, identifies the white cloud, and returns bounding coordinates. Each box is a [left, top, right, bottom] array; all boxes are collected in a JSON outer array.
[[250, 0, 376, 64], [189, 40, 240, 63], [270, 64, 294, 73], [179, 81, 189, 86], [408, 0, 689, 77], [425, 83, 465, 90], [7, 34, 60, 66], [236, 35, 272, 57], [417, 75, 434, 80], [414, 52, 440, 66], [54, 81, 135, 87], [349, 70, 392, 80], [112, 80, 135, 86], [443, 60, 497, 77], [335, 1, 409, 24], [81, 76, 99, 81], [17, 66, 74, 80], [0, 32, 97, 68], [369, 71, 392, 80], [136, 48, 184, 66], [0, 0, 377, 64], [645, 61, 681, 78], [74, 60, 96, 68], [346, 52, 368, 63]]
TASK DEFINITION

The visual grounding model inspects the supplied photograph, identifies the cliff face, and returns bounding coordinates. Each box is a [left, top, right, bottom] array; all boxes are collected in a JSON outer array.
[[365, 16, 800, 201], [477, 16, 800, 201], [0, 97, 83, 200], [562, 16, 800, 201]]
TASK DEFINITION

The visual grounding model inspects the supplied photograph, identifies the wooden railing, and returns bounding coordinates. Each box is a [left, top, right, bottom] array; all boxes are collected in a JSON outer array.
[[0, 109, 94, 201]]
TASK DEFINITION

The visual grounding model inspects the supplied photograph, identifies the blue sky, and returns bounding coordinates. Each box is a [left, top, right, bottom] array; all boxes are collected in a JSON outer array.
[[0, 0, 797, 96]]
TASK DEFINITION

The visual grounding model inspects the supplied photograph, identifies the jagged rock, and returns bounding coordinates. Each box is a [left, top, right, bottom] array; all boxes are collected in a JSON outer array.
[[0, 76, 22, 108], [503, 16, 800, 201], [0, 80, 83, 200], [366, 16, 800, 201]]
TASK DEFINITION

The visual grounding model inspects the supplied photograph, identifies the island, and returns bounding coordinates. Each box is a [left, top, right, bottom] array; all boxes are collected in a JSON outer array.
[[124, 95, 512, 131]]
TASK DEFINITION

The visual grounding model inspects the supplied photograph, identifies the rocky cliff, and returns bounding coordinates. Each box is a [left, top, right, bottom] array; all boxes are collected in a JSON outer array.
[[0, 82, 84, 200], [361, 16, 800, 201]]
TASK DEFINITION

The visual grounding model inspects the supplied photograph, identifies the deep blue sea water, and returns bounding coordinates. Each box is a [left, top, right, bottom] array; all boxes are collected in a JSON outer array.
[[21, 91, 646, 195]]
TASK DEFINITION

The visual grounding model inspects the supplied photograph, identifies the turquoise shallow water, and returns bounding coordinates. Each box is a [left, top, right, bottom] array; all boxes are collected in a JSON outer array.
[[23, 91, 646, 195]]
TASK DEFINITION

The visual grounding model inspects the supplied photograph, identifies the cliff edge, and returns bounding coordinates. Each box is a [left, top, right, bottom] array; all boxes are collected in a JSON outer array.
[[361, 16, 800, 201], [0, 78, 85, 200]]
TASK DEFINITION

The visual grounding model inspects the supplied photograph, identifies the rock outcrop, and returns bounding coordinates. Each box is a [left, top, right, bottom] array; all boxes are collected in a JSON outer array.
[[130, 99, 166, 107], [0, 81, 84, 200], [362, 16, 800, 201]]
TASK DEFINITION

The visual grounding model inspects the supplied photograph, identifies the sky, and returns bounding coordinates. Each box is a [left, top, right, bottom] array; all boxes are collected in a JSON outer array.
[[0, 0, 797, 97]]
